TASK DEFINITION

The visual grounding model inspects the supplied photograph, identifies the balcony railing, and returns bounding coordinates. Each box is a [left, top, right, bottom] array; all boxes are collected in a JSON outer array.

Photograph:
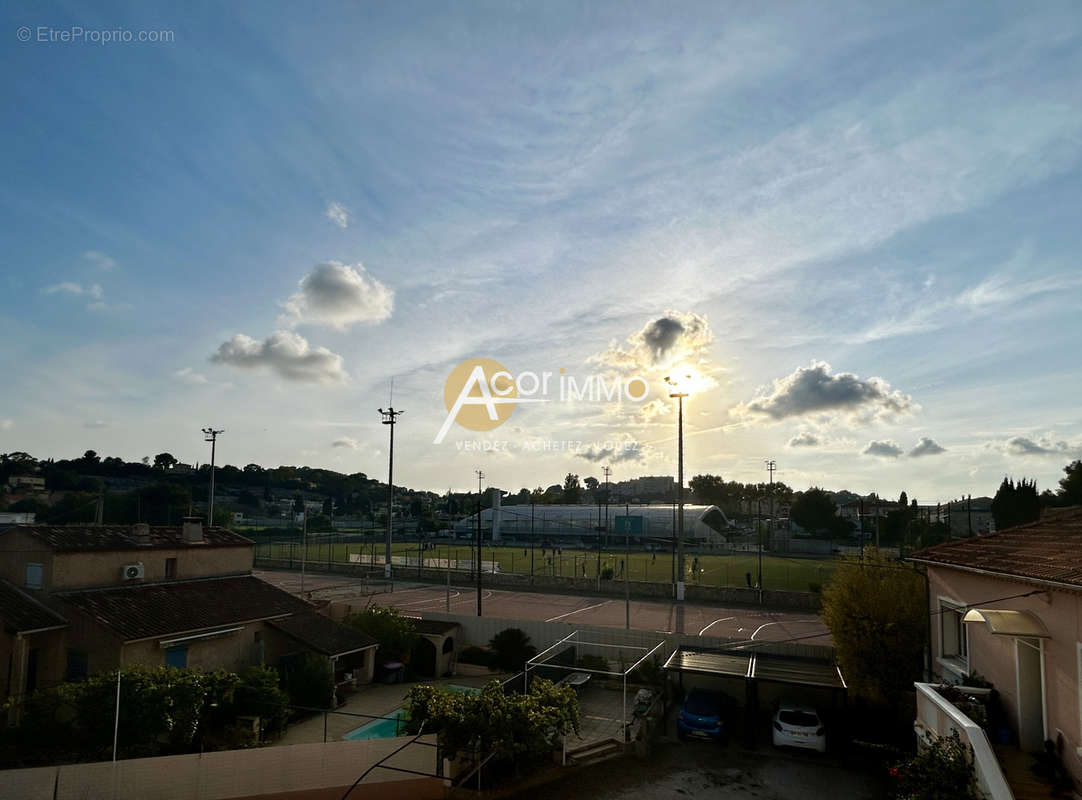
[[914, 681, 1013, 800]]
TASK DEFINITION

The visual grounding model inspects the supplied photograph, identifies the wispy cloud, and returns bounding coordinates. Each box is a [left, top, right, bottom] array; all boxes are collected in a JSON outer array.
[[43, 281, 103, 300], [83, 250, 118, 271], [332, 437, 360, 449], [83, 419, 110, 429], [1003, 435, 1077, 457], [174, 367, 209, 385], [0, 419, 13, 431], [325, 202, 350, 229]]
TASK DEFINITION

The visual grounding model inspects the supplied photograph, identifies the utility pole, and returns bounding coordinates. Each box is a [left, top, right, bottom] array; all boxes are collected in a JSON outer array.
[[624, 499, 631, 630], [602, 465, 612, 549], [967, 494, 972, 537], [665, 375, 689, 604], [530, 498, 535, 584], [300, 495, 308, 594], [763, 459, 775, 603], [379, 406, 404, 580], [475, 470, 484, 617], [201, 428, 224, 525]]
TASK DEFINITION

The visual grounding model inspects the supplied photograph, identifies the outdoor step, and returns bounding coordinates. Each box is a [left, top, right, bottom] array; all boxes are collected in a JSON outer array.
[[567, 739, 624, 766]]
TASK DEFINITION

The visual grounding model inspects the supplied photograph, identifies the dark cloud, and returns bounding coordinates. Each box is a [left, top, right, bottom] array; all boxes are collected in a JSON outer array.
[[591, 311, 713, 372], [211, 330, 348, 383], [1005, 436, 1071, 456], [863, 440, 904, 458], [332, 437, 360, 449], [787, 432, 820, 448], [578, 443, 644, 463], [909, 437, 946, 457], [740, 361, 916, 422]]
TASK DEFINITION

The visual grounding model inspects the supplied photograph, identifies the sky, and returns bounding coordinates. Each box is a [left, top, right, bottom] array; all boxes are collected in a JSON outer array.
[[2, 1, 1081, 501]]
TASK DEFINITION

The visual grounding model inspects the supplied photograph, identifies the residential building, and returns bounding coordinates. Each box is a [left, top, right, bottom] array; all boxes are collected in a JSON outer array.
[[909, 507, 1082, 788], [5, 475, 45, 493], [0, 519, 377, 719]]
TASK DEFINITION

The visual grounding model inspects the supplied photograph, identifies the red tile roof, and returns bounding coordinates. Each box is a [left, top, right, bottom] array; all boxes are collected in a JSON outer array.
[[910, 507, 1082, 588], [0, 579, 68, 634], [13, 524, 252, 552], [57, 575, 314, 641]]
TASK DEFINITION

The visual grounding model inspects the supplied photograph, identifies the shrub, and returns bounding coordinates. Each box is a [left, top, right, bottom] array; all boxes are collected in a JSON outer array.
[[488, 628, 537, 672], [344, 606, 418, 662], [234, 666, 290, 735], [282, 652, 334, 709], [889, 730, 978, 799]]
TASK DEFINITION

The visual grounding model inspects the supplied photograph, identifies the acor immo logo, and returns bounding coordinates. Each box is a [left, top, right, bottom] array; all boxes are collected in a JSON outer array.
[[433, 358, 649, 444]]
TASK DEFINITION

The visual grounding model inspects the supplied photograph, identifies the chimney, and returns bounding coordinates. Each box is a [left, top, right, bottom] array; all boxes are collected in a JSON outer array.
[[182, 516, 204, 544], [132, 522, 151, 546]]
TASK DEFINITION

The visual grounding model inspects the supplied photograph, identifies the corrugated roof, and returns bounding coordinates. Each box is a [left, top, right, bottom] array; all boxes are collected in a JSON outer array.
[[58, 575, 312, 641], [910, 507, 1082, 588], [12, 524, 253, 553], [0, 579, 68, 633], [663, 647, 846, 689], [268, 611, 377, 657], [663, 648, 751, 678]]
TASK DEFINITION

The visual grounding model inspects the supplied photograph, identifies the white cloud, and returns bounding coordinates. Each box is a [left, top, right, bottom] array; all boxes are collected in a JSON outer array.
[[325, 202, 350, 229], [909, 437, 946, 457], [210, 330, 349, 383], [787, 431, 820, 448], [174, 367, 209, 385], [738, 361, 917, 423], [42, 281, 107, 309], [863, 440, 904, 459], [332, 437, 361, 449], [281, 262, 394, 330], [83, 250, 118, 271]]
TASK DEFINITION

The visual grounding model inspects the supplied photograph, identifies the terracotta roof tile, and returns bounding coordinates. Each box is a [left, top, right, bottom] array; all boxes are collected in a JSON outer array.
[[910, 507, 1082, 587], [0, 579, 68, 633], [13, 524, 252, 553], [268, 612, 377, 657], [57, 575, 312, 641]]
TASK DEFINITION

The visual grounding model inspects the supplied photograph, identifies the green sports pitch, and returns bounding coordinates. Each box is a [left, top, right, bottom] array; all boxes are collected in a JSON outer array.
[[255, 539, 837, 593]]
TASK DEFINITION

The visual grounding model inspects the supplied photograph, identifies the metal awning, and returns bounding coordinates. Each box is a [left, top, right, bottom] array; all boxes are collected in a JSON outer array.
[[663, 648, 846, 690], [663, 648, 752, 678], [962, 608, 1050, 638]]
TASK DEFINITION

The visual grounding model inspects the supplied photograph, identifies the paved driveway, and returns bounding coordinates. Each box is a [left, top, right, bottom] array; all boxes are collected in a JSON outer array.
[[515, 738, 888, 800]]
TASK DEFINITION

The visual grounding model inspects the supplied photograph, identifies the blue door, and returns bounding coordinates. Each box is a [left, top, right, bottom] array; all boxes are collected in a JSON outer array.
[[165, 646, 188, 668]]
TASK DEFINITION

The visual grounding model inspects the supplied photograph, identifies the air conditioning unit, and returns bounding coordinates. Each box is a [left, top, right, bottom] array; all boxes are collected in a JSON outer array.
[[122, 563, 145, 581]]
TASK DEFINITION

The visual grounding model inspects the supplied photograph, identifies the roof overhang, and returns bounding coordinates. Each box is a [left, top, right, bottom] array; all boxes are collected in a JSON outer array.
[[962, 608, 1050, 638]]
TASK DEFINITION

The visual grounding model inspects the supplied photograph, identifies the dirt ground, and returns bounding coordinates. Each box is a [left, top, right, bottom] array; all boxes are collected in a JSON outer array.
[[513, 738, 889, 800]]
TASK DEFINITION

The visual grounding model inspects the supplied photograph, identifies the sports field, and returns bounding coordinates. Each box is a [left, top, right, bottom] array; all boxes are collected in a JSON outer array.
[[255, 539, 837, 593]]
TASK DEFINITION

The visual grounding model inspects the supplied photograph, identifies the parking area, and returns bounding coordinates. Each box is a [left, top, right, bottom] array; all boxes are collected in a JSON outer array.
[[515, 735, 888, 800]]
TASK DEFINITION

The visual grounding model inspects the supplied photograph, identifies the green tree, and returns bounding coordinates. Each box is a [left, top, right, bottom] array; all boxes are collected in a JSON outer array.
[[790, 487, 849, 535], [991, 477, 1040, 530], [233, 666, 289, 733], [153, 452, 179, 470], [562, 474, 582, 503], [344, 606, 418, 662], [404, 679, 579, 775], [488, 628, 537, 672], [282, 652, 334, 709], [821, 551, 925, 703], [1057, 460, 1082, 506]]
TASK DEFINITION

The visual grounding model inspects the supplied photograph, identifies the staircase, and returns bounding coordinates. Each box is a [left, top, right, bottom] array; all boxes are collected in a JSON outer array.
[[566, 738, 625, 766]]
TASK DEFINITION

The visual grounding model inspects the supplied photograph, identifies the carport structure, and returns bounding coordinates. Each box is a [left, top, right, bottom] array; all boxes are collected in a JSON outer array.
[[663, 644, 847, 745]]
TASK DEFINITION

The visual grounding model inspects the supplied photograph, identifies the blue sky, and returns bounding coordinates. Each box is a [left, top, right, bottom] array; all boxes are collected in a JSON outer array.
[[2, 1, 1081, 500]]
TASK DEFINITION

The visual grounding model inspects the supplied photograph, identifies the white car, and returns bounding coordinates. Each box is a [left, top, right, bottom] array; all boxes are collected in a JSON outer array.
[[771, 704, 826, 753]]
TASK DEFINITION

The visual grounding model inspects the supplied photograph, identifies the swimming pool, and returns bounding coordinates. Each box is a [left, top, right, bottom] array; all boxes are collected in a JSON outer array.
[[343, 685, 482, 740]]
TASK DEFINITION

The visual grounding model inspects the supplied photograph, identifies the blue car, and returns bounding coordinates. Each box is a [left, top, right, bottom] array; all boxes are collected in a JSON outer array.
[[677, 689, 727, 741]]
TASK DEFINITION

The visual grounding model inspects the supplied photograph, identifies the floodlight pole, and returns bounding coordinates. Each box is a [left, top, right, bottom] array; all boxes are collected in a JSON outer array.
[[665, 376, 688, 603], [201, 428, 223, 525], [379, 407, 403, 579], [625, 500, 630, 630], [475, 470, 484, 617], [763, 459, 775, 606]]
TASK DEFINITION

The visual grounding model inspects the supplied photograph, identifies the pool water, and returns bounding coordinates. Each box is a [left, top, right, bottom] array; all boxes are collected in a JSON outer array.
[[343, 684, 482, 740]]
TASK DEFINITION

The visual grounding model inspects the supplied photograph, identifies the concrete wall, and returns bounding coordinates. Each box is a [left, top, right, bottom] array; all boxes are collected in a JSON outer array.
[[52, 546, 253, 590], [0, 735, 443, 800], [255, 558, 820, 611], [927, 566, 1082, 784]]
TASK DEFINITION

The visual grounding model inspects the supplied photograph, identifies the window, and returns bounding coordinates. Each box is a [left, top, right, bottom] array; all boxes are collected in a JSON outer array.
[[165, 646, 188, 668], [25, 562, 43, 589], [165, 558, 177, 579], [66, 650, 89, 680], [939, 599, 969, 675]]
